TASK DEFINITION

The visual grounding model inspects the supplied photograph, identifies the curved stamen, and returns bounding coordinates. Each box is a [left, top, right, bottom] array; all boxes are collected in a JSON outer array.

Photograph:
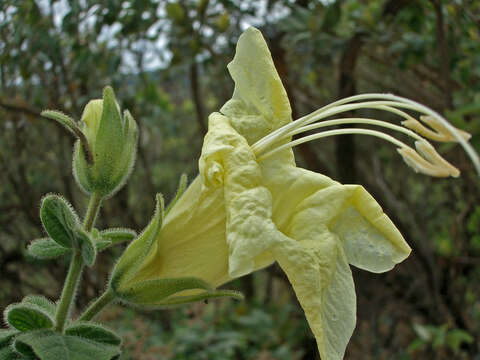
[[253, 100, 430, 154], [256, 128, 408, 161], [282, 118, 424, 143], [256, 127, 459, 178], [252, 93, 479, 175]]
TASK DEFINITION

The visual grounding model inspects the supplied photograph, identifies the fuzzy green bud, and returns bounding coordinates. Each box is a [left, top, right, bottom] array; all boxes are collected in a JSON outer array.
[[73, 87, 138, 198]]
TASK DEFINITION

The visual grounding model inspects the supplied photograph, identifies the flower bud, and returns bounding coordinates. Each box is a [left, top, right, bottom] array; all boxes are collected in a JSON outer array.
[[73, 87, 138, 198]]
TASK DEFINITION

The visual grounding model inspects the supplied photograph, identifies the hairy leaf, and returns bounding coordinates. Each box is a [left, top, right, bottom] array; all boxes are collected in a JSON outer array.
[[13, 330, 120, 360], [40, 195, 79, 248], [5, 304, 53, 332], [65, 322, 121, 346], [27, 238, 70, 260]]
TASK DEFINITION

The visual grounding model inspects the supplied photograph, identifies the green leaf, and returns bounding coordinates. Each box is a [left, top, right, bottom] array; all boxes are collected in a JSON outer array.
[[0, 330, 19, 360], [0, 346, 19, 360], [27, 238, 70, 260], [0, 330, 19, 347], [65, 322, 121, 346], [21, 296, 56, 318], [97, 228, 137, 251], [13, 330, 120, 360], [5, 303, 54, 332], [40, 195, 79, 248], [76, 229, 97, 267]]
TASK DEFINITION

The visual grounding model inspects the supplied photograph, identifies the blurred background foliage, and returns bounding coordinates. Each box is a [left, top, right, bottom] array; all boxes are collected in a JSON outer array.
[[1, 0, 480, 359]]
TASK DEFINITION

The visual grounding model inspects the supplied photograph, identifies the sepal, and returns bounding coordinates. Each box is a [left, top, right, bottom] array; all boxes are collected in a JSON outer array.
[[113, 277, 212, 306], [152, 289, 245, 308], [165, 173, 188, 215], [110, 194, 164, 288]]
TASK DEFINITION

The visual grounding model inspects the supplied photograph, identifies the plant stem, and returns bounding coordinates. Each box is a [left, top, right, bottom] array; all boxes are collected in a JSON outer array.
[[83, 192, 103, 231], [54, 251, 83, 332], [54, 192, 103, 332], [78, 289, 115, 322]]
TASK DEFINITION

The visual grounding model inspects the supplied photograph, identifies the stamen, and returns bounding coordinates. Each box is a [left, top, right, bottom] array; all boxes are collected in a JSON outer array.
[[284, 118, 424, 142], [253, 100, 438, 154], [397, 143, 459, 178], [402, 115, 472, 143], [252, 93, 480, 176], [414, 140, 460, 177], [256, 128, 408, 162]]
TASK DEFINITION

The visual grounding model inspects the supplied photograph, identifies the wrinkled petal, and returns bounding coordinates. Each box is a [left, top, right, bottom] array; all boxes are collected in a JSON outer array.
[[273, 233, 356, 360], [220, 27, 292, 146], [199, 112, 279, 277]]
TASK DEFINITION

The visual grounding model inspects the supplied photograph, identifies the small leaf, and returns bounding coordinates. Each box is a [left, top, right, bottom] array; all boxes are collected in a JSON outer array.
[[66, 322, 121, 346], [27, 238, 70, 260], [40, 195, 79, 248], [97, 228, 137, 251], [0, 345, 19, 360], [0, 329, 19, 347], [21, 296, 56, 319], [13, 330, 120, 360], [76, 229, 96, 267], [5, 303, 53, 332]]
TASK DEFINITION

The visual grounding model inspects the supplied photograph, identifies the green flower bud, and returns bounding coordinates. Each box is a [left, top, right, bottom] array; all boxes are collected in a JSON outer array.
[[73, 87, 138, 198]]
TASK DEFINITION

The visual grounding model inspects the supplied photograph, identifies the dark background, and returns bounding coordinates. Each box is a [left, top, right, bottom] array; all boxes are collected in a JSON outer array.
[[1, 1, 479, 359]]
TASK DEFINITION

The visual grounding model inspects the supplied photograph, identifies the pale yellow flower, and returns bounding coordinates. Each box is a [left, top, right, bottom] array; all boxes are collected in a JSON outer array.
[[111, 27, 476, 360]]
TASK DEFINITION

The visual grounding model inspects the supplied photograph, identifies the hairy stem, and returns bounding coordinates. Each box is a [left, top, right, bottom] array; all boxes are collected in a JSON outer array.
[[54, 251, 83, 332], [83, 192, 103, 231], [54, 192, 103, 332], [78, 289, 115, 322]]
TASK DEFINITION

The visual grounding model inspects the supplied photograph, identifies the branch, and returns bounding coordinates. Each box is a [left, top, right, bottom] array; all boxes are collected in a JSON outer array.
[[0, 99, 40, 118]]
